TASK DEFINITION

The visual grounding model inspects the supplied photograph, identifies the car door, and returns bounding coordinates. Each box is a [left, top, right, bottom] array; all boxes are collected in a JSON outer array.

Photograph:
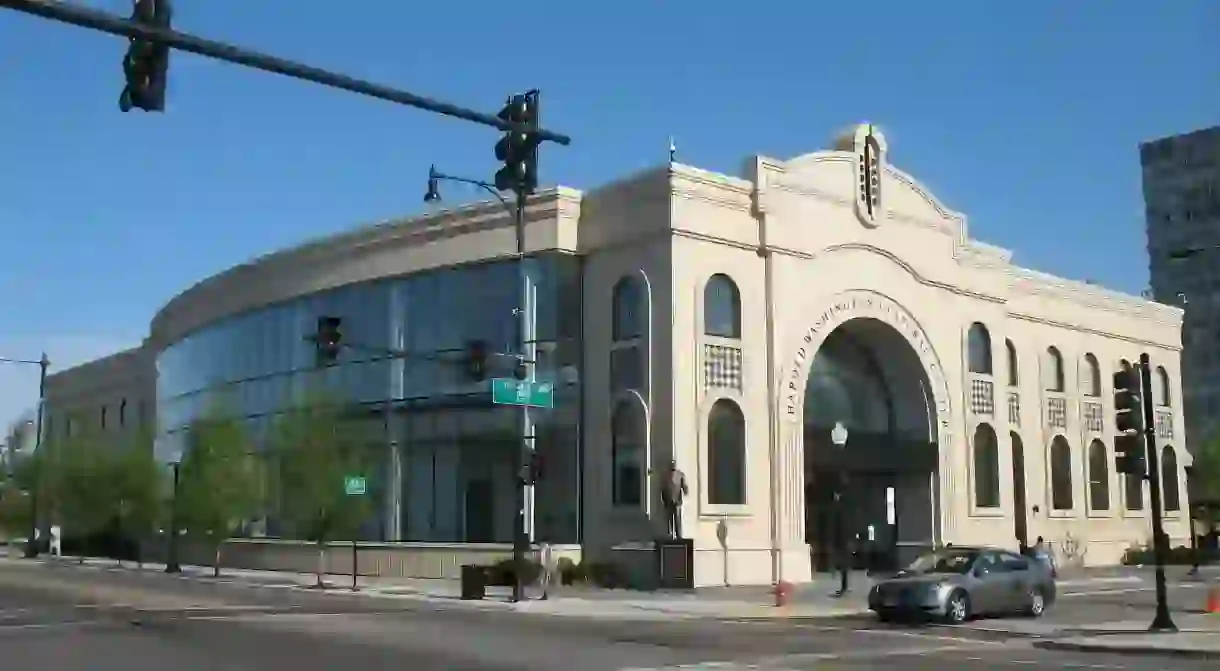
[[969, 552, 1007, 614], [996, 552, 1034, 612]]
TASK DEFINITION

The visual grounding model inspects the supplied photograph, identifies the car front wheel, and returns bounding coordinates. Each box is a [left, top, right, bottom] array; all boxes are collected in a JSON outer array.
[[944, 591, 970, 624]]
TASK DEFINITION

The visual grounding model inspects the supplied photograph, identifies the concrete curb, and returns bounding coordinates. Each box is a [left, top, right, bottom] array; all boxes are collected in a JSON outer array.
[[1035, 639, 1220, 660]]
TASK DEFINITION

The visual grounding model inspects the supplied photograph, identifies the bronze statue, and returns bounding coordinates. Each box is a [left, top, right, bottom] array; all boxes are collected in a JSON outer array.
[[661, 460, 689, 539]]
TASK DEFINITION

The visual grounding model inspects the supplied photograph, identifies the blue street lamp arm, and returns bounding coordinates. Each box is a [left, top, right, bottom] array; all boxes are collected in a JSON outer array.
[[426, 165, 513, 216]]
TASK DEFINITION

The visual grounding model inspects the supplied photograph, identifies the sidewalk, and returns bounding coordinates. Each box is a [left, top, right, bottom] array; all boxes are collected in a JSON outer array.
[[1036, 615, 1220, 660]]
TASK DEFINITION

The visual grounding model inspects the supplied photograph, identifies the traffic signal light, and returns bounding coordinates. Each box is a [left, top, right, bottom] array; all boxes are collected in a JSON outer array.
[[314, 316, 342, 366], [1113, 367, 1144, 434], [1115, 433, 1146, 477], [493, 92, 540, 195], [466, 339, 489, 381], [1113, 365, 1148, 476], [119, 0, 173, 112]]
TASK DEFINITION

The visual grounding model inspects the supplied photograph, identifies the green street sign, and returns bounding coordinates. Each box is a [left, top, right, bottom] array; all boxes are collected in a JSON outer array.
[[344, 475, 367, 496], [490, 378, 555, 409]]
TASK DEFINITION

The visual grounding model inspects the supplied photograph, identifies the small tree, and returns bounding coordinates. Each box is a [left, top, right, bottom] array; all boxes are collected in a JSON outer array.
[[0, 486, 30, 540], [51, 432, 120, 561], [111, 428, 163, 567], [270, 397, 377, 588], [176, 410, 262, 577], [1193, 435, 1220, 527], [0, 454, 38, 539]]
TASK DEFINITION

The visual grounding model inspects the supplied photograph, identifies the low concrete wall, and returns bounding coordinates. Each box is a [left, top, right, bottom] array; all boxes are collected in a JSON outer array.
[[141, 537, 582, 580]]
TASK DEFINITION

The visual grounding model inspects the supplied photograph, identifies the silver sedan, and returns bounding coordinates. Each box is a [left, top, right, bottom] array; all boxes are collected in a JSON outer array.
[[867, 546, 1057, 623]]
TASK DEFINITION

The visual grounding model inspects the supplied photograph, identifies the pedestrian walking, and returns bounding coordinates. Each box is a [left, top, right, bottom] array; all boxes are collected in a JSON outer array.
[[537, 541, 556, 600]]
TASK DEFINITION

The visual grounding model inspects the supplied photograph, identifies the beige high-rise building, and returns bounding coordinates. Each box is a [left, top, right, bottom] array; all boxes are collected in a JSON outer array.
[[45, 125, 1190, 586]]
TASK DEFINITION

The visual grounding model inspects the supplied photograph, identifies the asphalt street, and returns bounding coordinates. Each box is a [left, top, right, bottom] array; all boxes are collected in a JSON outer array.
[[0, 560, 1215, 670]]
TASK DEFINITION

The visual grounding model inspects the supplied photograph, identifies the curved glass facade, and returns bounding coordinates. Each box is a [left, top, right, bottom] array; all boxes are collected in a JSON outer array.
[[155, 255, 583, 544]]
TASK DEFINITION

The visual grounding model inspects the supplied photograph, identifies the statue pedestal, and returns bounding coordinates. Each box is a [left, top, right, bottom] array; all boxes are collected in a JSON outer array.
[[655, 538, 694, 589]]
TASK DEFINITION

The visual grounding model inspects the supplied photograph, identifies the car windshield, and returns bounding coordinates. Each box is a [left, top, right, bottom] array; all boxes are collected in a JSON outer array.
[[900, 550, 978, 575]]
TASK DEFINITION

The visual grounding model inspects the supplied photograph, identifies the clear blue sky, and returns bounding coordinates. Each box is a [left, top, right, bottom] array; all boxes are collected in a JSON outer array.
[[0, 0, 1216, 426]]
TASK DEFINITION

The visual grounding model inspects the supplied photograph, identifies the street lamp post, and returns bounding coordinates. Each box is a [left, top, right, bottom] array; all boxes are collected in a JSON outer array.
[[425, 165, 536, 604], [831, 422, 850, 597], [0, 352, 50, 559], [165, 460, 181, 573]]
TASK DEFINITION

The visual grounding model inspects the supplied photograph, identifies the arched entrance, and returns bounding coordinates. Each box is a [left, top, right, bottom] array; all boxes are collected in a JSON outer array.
[[780, 291, 951, 585]]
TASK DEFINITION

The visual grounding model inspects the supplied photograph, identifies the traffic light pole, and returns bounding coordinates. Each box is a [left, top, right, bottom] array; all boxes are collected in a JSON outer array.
[[512, 186, 536, 604], [0, 0, 570, 144], [1139, 353, 1176, 632]]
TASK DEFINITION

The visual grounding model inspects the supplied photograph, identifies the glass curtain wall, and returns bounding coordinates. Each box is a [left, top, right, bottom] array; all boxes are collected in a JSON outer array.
[[155, 253, 583, 544]]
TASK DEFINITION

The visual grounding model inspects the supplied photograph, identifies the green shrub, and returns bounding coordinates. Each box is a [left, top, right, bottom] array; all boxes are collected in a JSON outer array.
[[557, 557, 583, 585]]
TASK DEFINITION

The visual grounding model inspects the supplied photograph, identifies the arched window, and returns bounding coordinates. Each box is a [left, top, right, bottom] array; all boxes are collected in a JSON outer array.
[[1088, 439, 1110, 511], [703, 274, 741, 338], [612, 277, 643, 341], [972, 423, 1000, 507], [707, 399, 746, 505], [119, 399, 128, 427], [1045, 347, 1065, 392], [1006, 339, 1019, 387], [1083, 354, 1101, 397], [1162, 445, 1180, 512], [1157, 366, 1171, 407], [967, 322, 992, 374], [1050, 436, 1073, 511], [611, 401, 645, 507]]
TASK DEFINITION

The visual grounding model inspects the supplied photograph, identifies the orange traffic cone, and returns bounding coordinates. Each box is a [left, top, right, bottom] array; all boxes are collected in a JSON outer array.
[[1206, 584, 1220, 615]]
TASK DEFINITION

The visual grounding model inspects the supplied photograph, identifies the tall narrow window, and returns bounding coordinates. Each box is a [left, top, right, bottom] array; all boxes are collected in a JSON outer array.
[[707, 399, 746, 505], [972, 423, 1000, 507], [119, 399, 128, 427], [703, 274, 742, 338], [967, 323, 993, 374], [1087, 439, 1110, 511], [1083, 354, 1101, 397], [1006, 339, 1019, 387], [1045, 347, 1065, 392], [611, 401, 645, 508], [1050, 436, 1073, 511], [612, 277, 643, 341], [1157, 366, 1171, 407]]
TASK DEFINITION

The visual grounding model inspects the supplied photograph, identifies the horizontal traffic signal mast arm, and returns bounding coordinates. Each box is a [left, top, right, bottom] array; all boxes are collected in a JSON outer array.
[[0, 0, 571, 145]]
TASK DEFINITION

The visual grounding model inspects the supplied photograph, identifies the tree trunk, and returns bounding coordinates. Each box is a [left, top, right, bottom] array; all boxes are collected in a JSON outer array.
[[213, 543, 222, 578], [315, 542, 326, 589]]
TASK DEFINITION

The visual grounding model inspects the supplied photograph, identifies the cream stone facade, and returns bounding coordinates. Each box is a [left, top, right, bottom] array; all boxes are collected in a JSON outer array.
[[43, 126, 1190, 586]]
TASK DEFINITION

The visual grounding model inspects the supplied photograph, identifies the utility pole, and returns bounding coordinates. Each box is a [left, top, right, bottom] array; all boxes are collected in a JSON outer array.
[[24, 353, 49, 558]]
